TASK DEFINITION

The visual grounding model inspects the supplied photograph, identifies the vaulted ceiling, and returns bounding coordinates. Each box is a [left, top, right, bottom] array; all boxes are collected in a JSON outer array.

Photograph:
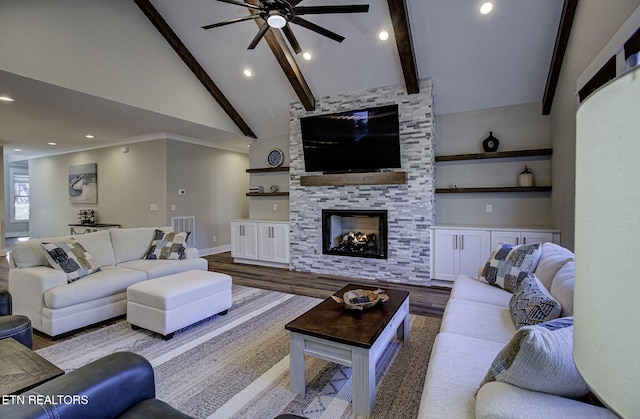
[[0, 0, 572, 160]]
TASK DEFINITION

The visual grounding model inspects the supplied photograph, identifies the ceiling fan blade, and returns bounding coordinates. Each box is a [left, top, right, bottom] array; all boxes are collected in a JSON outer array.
[[294, 5, 370, 15], [248, 22, 270, 50], [214, 0, 261, 10], [291, 17, 345, 43], [201, 14, 260, 30], [282, 25, 303, 54]]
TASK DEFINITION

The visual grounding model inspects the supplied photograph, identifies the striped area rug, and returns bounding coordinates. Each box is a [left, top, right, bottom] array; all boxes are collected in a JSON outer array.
[[36, 285, 441, 419]]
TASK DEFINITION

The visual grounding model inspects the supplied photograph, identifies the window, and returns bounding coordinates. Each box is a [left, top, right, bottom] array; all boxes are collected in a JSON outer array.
[[11, 171, 29, 222]]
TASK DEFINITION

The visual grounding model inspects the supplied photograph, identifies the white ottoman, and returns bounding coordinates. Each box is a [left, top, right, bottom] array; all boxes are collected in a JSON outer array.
[[127, 270, 232, 340]]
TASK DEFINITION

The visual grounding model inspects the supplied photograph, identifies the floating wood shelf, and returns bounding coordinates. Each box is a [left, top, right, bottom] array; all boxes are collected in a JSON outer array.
[[436, 186, 552, 194], [300, 171, 407, 187], [246, 192, 289, 197], [435, 148, 552, 162], [246, 166, 290, 173]]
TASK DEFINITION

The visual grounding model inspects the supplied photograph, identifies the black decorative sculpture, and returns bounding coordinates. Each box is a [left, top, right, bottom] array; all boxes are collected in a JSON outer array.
[[482, 131, 500, 152]]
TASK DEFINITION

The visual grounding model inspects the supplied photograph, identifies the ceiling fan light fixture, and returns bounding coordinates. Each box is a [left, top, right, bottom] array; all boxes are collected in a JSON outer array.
[[480, 2, 493, 15], [267, 12, 287, 29]]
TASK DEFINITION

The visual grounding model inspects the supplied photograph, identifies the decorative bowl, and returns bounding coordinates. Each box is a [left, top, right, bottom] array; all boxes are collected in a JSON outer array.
[[331, 288, 389, 310]]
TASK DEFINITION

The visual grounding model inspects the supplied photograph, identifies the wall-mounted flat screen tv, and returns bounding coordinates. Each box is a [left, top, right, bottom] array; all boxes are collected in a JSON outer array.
[[300, 104, 401, 173]]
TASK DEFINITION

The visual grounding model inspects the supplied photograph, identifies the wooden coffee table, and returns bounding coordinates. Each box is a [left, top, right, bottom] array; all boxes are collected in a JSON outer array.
[[0, 338, 64, 396], [285, 284, 410, 418]]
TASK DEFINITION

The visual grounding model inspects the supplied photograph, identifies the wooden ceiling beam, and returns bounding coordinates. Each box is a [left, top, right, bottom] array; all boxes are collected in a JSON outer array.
[[247, 1, 315, 111], [133, 0, 257, 138], [542, 0, 579, 115], [387, 0, 419, 94]]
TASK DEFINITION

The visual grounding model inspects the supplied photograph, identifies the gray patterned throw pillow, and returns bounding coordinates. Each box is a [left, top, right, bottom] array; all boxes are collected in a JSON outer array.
[[41, 239, 101, 282], [509, 275, 562, 328], [480, 242, 542, 293], [480, 317, 590, 398]]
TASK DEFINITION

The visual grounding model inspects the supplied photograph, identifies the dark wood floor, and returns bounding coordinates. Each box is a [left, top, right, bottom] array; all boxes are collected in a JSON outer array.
[[1, 252, 451, 349], [206, 252, 451, 318]]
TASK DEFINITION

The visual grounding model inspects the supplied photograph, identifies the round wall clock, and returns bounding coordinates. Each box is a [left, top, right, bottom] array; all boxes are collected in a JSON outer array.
[[267, 148, 284, 168]]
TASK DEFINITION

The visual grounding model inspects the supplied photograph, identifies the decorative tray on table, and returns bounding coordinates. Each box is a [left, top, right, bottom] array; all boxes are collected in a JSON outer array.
[[331, 289, 389, 310]]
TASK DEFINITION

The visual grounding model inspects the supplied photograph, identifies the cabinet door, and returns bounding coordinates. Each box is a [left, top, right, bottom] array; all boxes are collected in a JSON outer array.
[[520, 231, 553, 245], [490, 231, 521, 248], [433, 229, 460, 281], [257, 223, 290, 263], [458, 230, 490, 278], [491, 230, 554, 248], [231, 222, 257, 260]]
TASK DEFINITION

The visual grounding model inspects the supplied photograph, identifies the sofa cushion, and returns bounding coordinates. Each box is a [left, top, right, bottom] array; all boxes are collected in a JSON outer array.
[[73, 230, 116, 267], [534, 242, 574, 290], [440, 299, 516, 344], [550, 261, 575, 317], [480, 317, 590, 398], [480, 242, 542, 293], [509, 275, 562, 328], [476, 382, 618, 419], [118, 258, 208, 280], [10, 240, 49, 268], [43, 266, 147, 309], [144, 230, 189, 260], [110, 227, 171, 264], [418, 332, 506, 419], [450, 275, 512, 307], [41, 240, 101, 282]]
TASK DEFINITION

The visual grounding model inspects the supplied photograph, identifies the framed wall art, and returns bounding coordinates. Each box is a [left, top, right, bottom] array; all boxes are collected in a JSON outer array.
[[69, 163, 97, 204]]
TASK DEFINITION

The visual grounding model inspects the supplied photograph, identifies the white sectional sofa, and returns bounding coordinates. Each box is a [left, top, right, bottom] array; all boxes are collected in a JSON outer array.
[[418, 242, 616, 418], [8, 227, 207, 338]]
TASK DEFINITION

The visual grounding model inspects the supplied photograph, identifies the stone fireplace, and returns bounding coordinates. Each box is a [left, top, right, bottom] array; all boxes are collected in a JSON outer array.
[[288, 80, 435, 285], [322, 209, 388, 259]]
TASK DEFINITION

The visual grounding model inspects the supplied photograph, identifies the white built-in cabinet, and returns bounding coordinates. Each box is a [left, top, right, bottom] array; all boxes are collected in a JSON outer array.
[[433, 229, 491, 281], [231, 220, 290, 267], [230, 221, 258, 260], [490, 230, 554, 249], [432, 226, 560, 281], [257, 222, 290, 264]]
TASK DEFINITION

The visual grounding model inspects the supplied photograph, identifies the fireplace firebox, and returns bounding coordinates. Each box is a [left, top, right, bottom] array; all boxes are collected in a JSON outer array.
[[322, 210, 388, 259]]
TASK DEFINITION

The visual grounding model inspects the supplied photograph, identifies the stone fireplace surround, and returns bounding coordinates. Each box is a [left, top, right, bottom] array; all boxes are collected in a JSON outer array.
[[289, 80, 435, 285]]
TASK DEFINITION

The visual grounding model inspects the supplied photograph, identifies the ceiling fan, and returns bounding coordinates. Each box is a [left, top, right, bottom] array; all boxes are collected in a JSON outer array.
[[202, 0, 370, 54]]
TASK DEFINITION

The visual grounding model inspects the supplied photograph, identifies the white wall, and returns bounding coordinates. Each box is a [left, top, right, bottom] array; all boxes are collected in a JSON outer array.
[[165, 140, 249, 252], [247, 135, 290, 221], [549, 0, 640, 250], [28, 139, 249, 251], [435, 102, 552, 227], [0, 0, 240, 135], [29, 140, 169, 238]]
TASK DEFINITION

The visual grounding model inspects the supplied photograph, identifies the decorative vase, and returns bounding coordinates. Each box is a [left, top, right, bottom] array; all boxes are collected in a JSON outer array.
[[518, 166, 534, 187], [482, 131, 500, 152]]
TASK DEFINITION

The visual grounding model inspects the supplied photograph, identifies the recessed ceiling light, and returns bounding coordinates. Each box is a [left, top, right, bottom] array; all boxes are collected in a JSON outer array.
[[378, 30, 389, 41], [243, 68, 253, 78], [48, 142, 57, 146], [85, 134, 94, 139], [302, 52, 312, 61], [0, 96, 15, 102], [13, 148, 22, 152], [480, 2, 493, 14]]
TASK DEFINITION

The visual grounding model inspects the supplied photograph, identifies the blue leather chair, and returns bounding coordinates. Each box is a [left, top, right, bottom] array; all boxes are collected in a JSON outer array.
[[0, 289, 32, 348]]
